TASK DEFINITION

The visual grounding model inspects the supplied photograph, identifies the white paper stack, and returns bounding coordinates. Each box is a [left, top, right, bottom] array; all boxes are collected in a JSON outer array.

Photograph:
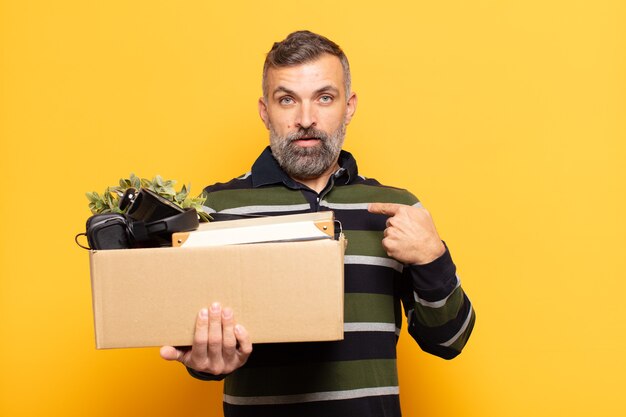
[[172, 211, 335, 247]]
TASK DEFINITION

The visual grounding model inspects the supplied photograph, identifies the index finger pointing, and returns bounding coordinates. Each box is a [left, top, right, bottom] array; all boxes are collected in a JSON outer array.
[[368, 202, 403, 216]]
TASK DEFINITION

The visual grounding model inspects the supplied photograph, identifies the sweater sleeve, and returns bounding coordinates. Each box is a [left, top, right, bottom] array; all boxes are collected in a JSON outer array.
[[401, 243, 476, 359], [186, 366, 229, 381]]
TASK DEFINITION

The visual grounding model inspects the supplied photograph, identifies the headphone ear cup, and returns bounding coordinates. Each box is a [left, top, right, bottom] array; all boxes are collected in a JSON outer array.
[[85, 214, 133, 250]]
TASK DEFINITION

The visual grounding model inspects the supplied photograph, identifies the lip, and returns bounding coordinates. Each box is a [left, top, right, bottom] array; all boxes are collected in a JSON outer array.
[[292, 137, 321, 147]]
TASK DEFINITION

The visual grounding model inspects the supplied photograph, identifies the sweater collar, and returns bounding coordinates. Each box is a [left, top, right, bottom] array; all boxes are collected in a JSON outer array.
[[250, 146, 358, 189]]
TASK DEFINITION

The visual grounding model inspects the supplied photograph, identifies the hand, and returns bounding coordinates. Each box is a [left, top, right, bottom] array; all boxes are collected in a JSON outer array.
[[368, 202, 446, 265], [160, 302, 252, 375]]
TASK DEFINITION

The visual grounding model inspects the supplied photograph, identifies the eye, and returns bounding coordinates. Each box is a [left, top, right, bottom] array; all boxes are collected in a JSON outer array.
[[319, 95, 334, 104], [279, 96, 294, 105]]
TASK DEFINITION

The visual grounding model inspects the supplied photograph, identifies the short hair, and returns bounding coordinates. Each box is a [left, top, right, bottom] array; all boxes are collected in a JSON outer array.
[[262, 30, 351, 100]]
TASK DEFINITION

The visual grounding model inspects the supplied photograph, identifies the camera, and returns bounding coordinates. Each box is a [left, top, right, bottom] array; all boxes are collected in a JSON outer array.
[[77, 188, 199, 250]]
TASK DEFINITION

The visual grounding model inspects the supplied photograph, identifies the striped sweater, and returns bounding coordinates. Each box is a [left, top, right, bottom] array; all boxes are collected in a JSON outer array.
[[190, 147, 475, 417]]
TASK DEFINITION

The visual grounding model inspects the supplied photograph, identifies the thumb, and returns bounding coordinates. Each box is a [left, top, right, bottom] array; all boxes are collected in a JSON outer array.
[[368, 202, 402, 216], [160, 346, 183, 362]]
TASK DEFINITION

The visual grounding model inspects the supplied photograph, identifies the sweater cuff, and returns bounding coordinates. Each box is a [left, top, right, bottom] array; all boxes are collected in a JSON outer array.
[[405, 242, 457, 299], [186, 366, 228, 381]]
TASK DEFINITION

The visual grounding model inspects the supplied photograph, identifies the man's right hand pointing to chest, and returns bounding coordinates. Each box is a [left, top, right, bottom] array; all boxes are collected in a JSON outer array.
[[368, 203, 446, 265]]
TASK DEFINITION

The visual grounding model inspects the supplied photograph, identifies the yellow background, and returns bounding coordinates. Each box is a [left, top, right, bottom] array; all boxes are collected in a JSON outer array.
[[1, 1, 625, 416]]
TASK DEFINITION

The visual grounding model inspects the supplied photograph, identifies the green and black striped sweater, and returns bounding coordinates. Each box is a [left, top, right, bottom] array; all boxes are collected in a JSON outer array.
[[190, 147, 475, 417]]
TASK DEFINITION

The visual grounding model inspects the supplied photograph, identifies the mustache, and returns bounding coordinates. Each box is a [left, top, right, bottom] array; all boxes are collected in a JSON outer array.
[[286, 127, 329, 142]]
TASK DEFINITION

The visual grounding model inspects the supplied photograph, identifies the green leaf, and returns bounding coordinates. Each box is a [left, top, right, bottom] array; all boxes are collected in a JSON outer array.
[[103, 190, 112, 207], [131, 174, 141, 189], [113, 188, 121, 197], [162, 186, 176, 196], [176, 189, 188, 202], [85, 173, 207, 216], [86, 192, 98, 203]]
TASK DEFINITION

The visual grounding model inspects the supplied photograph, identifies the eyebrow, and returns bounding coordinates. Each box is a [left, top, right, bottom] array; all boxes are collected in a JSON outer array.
[[272, 85, 341, 98], [315, 85, 340, 96], [272, 86, 296, 97]]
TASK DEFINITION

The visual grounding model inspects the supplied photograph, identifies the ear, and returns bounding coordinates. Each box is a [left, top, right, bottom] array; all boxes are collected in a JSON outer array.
[[258, 97, 270, 130], [344, 92, 358, 125]]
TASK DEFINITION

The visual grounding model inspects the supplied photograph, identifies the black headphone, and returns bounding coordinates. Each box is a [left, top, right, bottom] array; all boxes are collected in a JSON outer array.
[[127, 208, 199, 244], [75, 188, 200, 250]]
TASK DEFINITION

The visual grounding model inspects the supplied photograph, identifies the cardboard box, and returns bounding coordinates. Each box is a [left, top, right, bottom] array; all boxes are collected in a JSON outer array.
[[89, 236, 345, 349]]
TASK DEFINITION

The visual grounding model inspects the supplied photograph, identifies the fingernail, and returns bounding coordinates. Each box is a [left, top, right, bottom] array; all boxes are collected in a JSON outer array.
[[234, 324, 243, 335], [200, 308, 208, 318], [222, 307, 233, 319], [211, 302, 221, 313]]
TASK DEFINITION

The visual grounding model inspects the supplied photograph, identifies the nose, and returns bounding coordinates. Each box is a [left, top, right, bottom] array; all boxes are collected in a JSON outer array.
[[295, 101, 316, 129]]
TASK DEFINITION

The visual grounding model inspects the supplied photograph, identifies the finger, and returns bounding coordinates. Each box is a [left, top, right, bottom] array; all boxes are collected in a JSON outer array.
[[207, 302, 224, 361], [234, 324, 253, 360], [190, 308, 210, 364], [221, 307, 237, 361], [381, 235, 392, 251], [368, 202, 403, 216], [383, 227, 396, 239], [160, 345, 184, 362]]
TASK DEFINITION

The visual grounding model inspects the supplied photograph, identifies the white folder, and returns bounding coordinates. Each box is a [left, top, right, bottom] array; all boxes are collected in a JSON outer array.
[[173, 211, 335, 248]]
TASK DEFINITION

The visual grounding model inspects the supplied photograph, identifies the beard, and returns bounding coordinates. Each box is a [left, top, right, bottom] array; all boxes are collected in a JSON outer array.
[[269, 123, 346, 180]]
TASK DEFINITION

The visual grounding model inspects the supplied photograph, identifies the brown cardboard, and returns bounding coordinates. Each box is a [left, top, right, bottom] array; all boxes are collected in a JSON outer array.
[[89, 237, 345, 349]]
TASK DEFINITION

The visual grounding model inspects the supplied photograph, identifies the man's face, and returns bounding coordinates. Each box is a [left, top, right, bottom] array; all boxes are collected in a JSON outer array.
[[259, 54, 357, 180]]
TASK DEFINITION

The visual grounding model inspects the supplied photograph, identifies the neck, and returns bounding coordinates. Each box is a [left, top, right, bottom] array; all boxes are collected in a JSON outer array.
[[292, 161, 340, 194]]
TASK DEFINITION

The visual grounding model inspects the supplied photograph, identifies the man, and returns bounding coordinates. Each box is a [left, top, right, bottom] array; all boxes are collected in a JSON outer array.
[[161, 30, 475, 417]]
